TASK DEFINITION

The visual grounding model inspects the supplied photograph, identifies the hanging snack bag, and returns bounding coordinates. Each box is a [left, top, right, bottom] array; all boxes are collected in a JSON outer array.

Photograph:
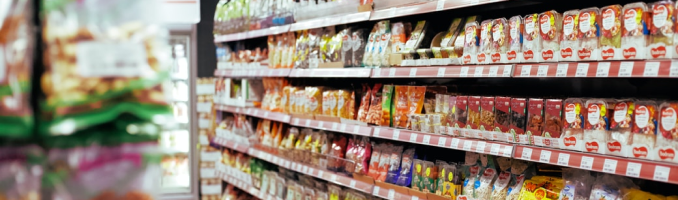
[[600, 4, 624, 60], [658, 102, 678, 163], [621, 2, 650, 59], [394, 86, 410, 128], [466, 96, 482, 138], [403, 21, 428, 53], [367, 84, 384, 124], [511, 98, 528, 144], [540, 99, 563, 147], [508, 15, 523, 63], [462, 21, 480, 64], [329, 134, 348, 172], [579, 7, 602, 61], [453, 96, 469, 137], [408, 86, 427, 128], [478, 20, 493, 64], [385, 145, 404, 184], [495, 96, 512, 141], [608, 99, 634, 157], [523, 13, 542, 62], [322, 90, 336, 116], [527, 98, 545, 145], [491, 18, 510, 63], [490, 171, 511, 200], [382, 85, 395, 127], [649, 1, 676, 59], [412, 159, 424, 191], [367, 142, 382, 179], [341, 28, 353, 66], [357, 84, 372, 122], [435, 161, 448, 195], [395, 147, 415, 186], [560, 10, 580, 61], [560, 98, 586, 151], [462, 165, 481, 196], [631, 100, 658, 160], [583, 99, 609, 154], [539, 10, 562, 62], [306, 87, 324, 115], [480, 96, 496, 140]]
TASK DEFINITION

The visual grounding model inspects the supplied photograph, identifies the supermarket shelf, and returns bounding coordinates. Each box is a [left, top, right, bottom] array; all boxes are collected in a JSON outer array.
[[288, 68, 373, 78], [514, 145, 678, 184], [212, 137, 250, 153], [370, 185, 416, 200], [372, 127, 514, 157], [214, 25, 291, 43], [289, 118, 373, 136], [369, 0, 507, 20], [289, 12, 372, 32], [215, 164, 283, 200], [215, 105, 292, 123], [513, 60, 678, 78], [371, 65, 513, 78], [214, 68, 291, 77]]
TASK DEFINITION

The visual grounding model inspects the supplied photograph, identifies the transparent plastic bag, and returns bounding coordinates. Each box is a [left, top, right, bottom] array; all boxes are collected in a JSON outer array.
[[0, 146, 43, 200], [560, 168, 594, 200]]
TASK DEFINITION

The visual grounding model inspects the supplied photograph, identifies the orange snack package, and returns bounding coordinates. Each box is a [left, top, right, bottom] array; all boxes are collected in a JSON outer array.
[[394, 86, 411, 128], [336, 90, 351, 119], [306, 87, 323, 115], [408, 86, 427, 115], [358, 84, 372, 122], [367, 84, 384, 124]]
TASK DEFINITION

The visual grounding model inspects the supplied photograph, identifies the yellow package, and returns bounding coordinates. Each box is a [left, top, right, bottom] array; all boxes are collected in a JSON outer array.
[[336, 90, 351, 119], [322, 91, 337, 116], [519, 179, 561, 200], [282, 86, 291, 113], [305, 87, 323, 115], [623, 189, 666, 200], [294, 90, 306, 114]]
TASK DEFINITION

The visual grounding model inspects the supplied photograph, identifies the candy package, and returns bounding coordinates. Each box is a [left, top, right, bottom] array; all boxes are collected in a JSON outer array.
[[381, 85, 395, 127], [658, 102, 678, 163], [560, 9, 580, 61], [510, 98, 528, 143], [367, 84, 383, 124], [328, 133, 348, 172], [462, 21, 480, 64], [608, 99, 634, 157], [527, 98, 544, 143], [403, 21, 428, 53], [357, 84, 372, 122], [467, 96, 482, 138], [649, 1, 676, 59], [453, 96, 469, 136], [578, 7, 601, 61], [477, 19, 493, 64], [495, 96, 511, 137], [560, 98, 585, 151], [522, 13, 541, 62], [631, 100, 658, 160], [508, 15, 523, 63], [600, 5, 623, 60], [540, 99, 563, 147], [621, 2, 650, 60], [539, 10, 562, 62], [584, 99, 609, 154]]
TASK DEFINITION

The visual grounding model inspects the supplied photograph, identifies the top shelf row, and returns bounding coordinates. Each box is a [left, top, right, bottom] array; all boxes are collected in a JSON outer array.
[[214, 0, 504, 43]]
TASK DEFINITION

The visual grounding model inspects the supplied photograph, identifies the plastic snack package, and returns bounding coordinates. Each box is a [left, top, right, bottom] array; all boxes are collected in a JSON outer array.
[[294, 30, 309, 69], [367, 142, 382, 179], [0, 146, 43, 200], [523, 13, 542, 62], [352, 29, 367, 68], [441, 18, 465, 49], [600, 4, 624, 60], [0, 0, 33, 138], [490, 18, 509, 63], [322, 90, 336, 116], [412, 159, 424, 191], [588, 174, 637, 200], [658, 102, 678, 163], [329, 133, 348, 172], [621, 2, 650, 60], [41, 0, 172, 135], [462, 21, 480, 64], [623, 188, 667, 200], [374, 21, 392, 67], [526, 98, 544, 144], [631, 100, 658, 160], [357, 84, 372, 122], [336, 90, 351, 119], [381, 85, 395, 127], [510, 98, 528, 143], [453, 96, 469, 136], [506, 174, 525, 200], [473, 168, 496, 199], [542, 99, 563, 145], [578, 7, 601, 61], [391, 22, 407, 53], [367, 84, 383, 124], [583, 99, 609, 154], [477, 19, 493, 64], [490, 171, 511, 200], [508, 16, 523, 63], [376, 143, 393, 181], [608, 99, 634, 157], [467, 96, 482, 138], [441, 164, 462, 199], [560, 10, 580, 61], [408, 86, 427, 114], [479, 96, 496, 139], [539, 10, 562, 62], [354, 137, 372, 175], [344, 137, 358, 173], [306, 87, 324, 115], [560, 98, 585, 150], [340, 28, 353, 66], [394, 86, 410, 128], [385, 145, 404, 184], [403, 21, 428, 53], [395, 147, 415, 186], [560, 168, 594, 200], [434, 161, 448, 195], [462, 165, 480, 196], [362, 25, 378, 67], [421, 161, 438, 193], [649, 1, 675, 59], [495, 96, 511, 137]]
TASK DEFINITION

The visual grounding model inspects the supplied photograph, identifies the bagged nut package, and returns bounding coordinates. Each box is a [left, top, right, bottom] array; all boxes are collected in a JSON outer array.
[[0, 0, 34, 138], [41, 0, 172, 135]]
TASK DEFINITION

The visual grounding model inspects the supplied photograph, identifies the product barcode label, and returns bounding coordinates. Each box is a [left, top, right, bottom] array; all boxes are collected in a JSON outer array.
[[490, 144, 500, 155], [373, 128, 380, 137], [520, 65, 532, 77], [451, 138, 460, 148], [502, 65, 512, 77], [437, 67, 446, 77], [476, 141, 486, 153], [340, 124, 347, 132], [436, 0, 445, 10], [389, 68, 397, 77], [580, 156, 594, 170], [653, 166, 670, 182], [463, 141, 472, 151], [350, 180, 357, 188], [489, 66, 499, 77], [555, 63, 568, 77], [521, 148, 533, 159], [618, 62, 634, 77], [317, 121, 324, 128], [670, 61, 678, 77], [459, 66, 469, 77], [575, 63, 589, 77], [474, 66, 484, 77], [422, 135, 431, 144], [409, 68, 418, 77], [539, 150, 551, 162], [409, 133, 418, 143], [557, 153, 570, 166], [596, 62, 610, 77], [537, 65, 549, 77], [393, 129, 400, 139], [626, 162, 642, 177], [603, 159, 617, 173], [438, 137, 447, 146], [644, 62, 660, 77]]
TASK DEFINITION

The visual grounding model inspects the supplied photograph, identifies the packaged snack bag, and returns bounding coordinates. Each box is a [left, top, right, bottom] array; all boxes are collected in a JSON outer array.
[[367, 84, 383, 124], [540, 99, 563, 147], [560, 168, 594, 200], [474, 168, 497, 199], [306, 87, 323, 115], [527, 98, 545, 144], [403, 21, 428, 53], [394, 147, 415, 187], [421, 161, 438, 193], [381, 85, 394, 127], [357, 84, 372, 122], [441, 18, 465, 48], [561, 10, 580, 61], [412, 159, 424, 191], [362, 25, 378, 67], [510, 98, 528, 143], [658, 102, 678, 163], [391, 22, 407, 53], [477, 20, 493, 64], [385, 145, 404, 184], [508, 16, 523, 63], [608, 99, 634, 157], [394, 86, 410, 128], [453, 96, 469, 136], [506, 174, 525, 200], [352, 29, 367, 68], [490, 18, 509, 63], [600, 4, 624, 60], [336, 90, 351, 119], [375, 21, 392, 67], [539, 10, 563, 62], [648, 1, 676, 59], [41, 0, 172, 135], [462, 21, 480, 64], [621, 2, 650, 59], [560, 98, 585, 151], [340, 28, 353, 66], [462, 165, 480, 196], [523, 13, 542, 62], [631, 100, 658, 159], [583, 99, 609, 154], [467, 96, 482, 138], [479, 96, 496, 139], [367, 142, 382, 179], [322, 90, 335, 116], [376, 144, 392, 181], [579, 7, 602, 61], [494, 97, 511, 138]]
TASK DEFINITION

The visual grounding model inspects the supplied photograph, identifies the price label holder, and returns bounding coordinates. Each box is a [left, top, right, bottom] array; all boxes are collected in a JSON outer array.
[[575, 63, 589, 77], [438, 137, 447, 146], [580, 156, 594, 170], [644, 62, 660, 77], [556, 63, 569, 77], [409, 68, 418, 77], [537, 65, 549, 77], [653, 165, 670, 182], [460, 67, 469, 77], [670, 61, 678, 77], [476, 141, 486, 153], [557, 153, 570, 166], [603, 159, 617, 173], [474, 66, 484, 77], [490, 144, 500, 155], [451, 138, 460, 148], [409, 133, 418, 143], [389, 68, 397, 77], [350, 180, 357, 188], [489, 66, 499, 77], [626, 162, 642, 178], [463, 140, 472, 151], [393, 129, 400, 140], [618, 62, 634, 77], [373, 128, 381, 137], [539, 150, 551, 162], [521, 148, 533, 160], [520, 65, 532, 77], [596, 62, 610, 77], [422, 135, 431, 144], [502, 65, 512, 77], [436, 0, 445, 10], [437, 67, 446, 77]]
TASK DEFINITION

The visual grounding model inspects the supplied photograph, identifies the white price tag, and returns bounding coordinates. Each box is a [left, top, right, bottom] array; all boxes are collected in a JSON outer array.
[[476, 141, 486, 153], [490, 144, 500, 155], [340, 124, 347, 132], [460, 67, 469, 77], [409, 68, 418, 77], [412, 196, 420, 200], [580, 156, 594, 170], [305, 120, 311, 127], [437, 67, 446, 77], [268, 70, 274, 76], [283, 115, 291, 122], [332, 123, 338, 130], [474, 66, 484, 77], [294, 118, 300, 125], [302, 166, 308, 173], [436, 0, 445, 10], [350, 180, 357, 188], [253, 109, 259, 116], [537, 65, 549, 77], [393, 129, 400, 140], [330, 174, 337, 182], [438, 137, 447, 146], [644, 62, 660, 77], [539, 150, 552, 163], [372, 186, 380, 196], [409, 133, 418, 143], [502, 146, 513, 157], [374, 68, 382, 77], [653, 166, 670, 182], [520, 65, 532, 77], [556, 63, 569, 77], [388, 189, 396, 199], [596, 62, 610, 77], [308, 168, 314, 175], [373, 128, 381, 137], [317, 121, 324, 129], [670, 61, 678, 77], [463, 141, 472, 151], [575, 63, 589, 77], [603, 159, 617, 173], [451, 138, 460, 148], [618, 62, 634, 77], [502, 65, 512, 77], [389, 68, 397, 77], [626, 162, 642, 177], [317, 170, 324, 178], [353, 126, 360, 134], [489, 66, 499, 77], [521, 148, 533, 160], [423, 135, 431, 144]]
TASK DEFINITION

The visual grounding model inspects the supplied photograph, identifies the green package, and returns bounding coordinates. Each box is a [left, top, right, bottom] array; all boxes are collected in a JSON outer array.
[[381, 85, 394, 127], [412, 159, 424, 191]]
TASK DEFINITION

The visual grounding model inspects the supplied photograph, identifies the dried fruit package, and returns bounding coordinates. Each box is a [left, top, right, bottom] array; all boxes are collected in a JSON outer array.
[[352, 29, 367, 67], [535, 99, 562, 148], [600, 5, 624, 60], [523, 13, 542, 62], [452, 96, 468, 136], [381, 85, 394, 127], [658, 102, 678, 162], [441, 18, 464, 48], [403, 21, 428, 53], [579, 7, 602, 61], [560, 10, 580, 61], [408, 86, 427, 115], [508, 16, 523, 63], [510, 98, 528, 143], [0, 146, 42, 200], [322, 90, 336, 116], [539, 10, 562, 62], [367, 84, 383, 124], [584, 99, 609, 154], [495, 97, 511, 136], [560, 98, 585, 150], [608, 100, 634, 157], [394, 86, 410, 128], [631, 100, 658, 159], [526, 98, 544, 144], [479, 96, 495, 139], [294, 30, 309, 68], [376, 144, 392, 181], [649, 1, 676, 59], [357, 84, 372, 122], [621, 2, 650, 59], [41, 0, 172, 135], [412, 159, 424, 191], [462, 21, 480, 64], [477, 20, 493, 64], [466, 96, 482, 138], [45, 131, 162, 200], [491, 18, 509, 63]]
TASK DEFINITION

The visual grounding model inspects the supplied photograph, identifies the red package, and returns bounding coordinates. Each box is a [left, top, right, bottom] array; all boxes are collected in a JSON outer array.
[[495, 96, 511, 133], [357, 84, 372, 122], [527, 98, 544, 138]]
